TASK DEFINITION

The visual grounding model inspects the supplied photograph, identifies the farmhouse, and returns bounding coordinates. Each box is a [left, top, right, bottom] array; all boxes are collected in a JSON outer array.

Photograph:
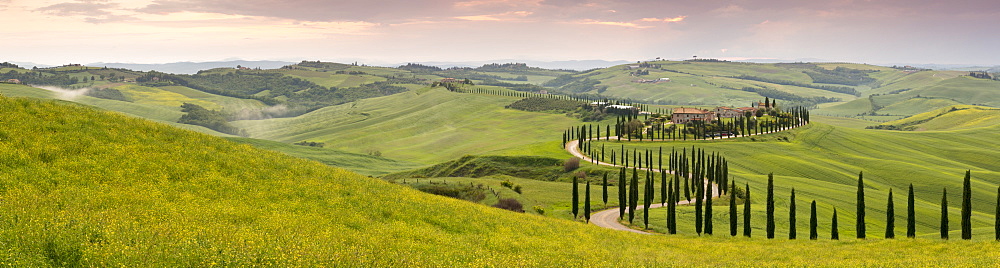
[[671, 107, 715, 124], [712, 107, 743, 118], [634, 78, 671, 84]]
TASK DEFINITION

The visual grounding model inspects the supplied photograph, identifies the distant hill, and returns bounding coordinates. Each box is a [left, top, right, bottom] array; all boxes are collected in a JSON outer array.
[[88, 60, 296, 74]]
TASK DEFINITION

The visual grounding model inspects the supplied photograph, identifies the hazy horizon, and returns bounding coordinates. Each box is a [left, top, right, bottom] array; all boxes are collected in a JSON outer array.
[[3, 0, 999, 66]]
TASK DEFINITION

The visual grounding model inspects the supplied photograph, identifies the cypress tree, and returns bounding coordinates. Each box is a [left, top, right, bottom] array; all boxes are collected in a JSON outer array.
[[618, 169, 626, 219], [856, 171, 866, 239], [832, 208, 840, 240], [886, 188, 895, 239], [809, 200, 818, 240], [629, 167, 639, 224], [585, 181, 591, 223], [730, 180, 738, 237], [789, 188, 797, 239], [705, 178, 713, 235], [669, 177, 678, 234], [660, 171, 667, 205], [667, 179, 674, 233], [941, 188, 949, 240], [644, 170, 651, 229], [907, 184, 916, 238], [602, 173, 608, 205], [695, 180, 703, 235], [961, 170, 972, 240], [766, 173, 775, 239], [743, 183, 752, 237], [572, 176, 579, 219]]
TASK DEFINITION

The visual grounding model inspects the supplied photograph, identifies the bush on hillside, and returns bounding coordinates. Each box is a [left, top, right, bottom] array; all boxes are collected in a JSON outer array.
[[493, 198, 525, 213], [177, 103, 248, 137], [413, 183, 487, 203], [85, 88, 130, 102], [564, 157, 581, 172]]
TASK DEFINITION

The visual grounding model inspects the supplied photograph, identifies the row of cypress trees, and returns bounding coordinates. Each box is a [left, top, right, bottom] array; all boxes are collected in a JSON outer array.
[[574, 169, 999, 241], [561, 107, 811, 150]]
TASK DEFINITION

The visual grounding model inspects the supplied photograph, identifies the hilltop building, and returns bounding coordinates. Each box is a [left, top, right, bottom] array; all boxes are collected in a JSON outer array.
[[712, 106, 757, 118], [671, 107, 715, 124]]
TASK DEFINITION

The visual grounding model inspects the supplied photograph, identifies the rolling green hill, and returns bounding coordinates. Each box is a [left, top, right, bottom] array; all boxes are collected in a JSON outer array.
[[4, 93, 1000, 266], [232, 87, 582, 164], [814, 73, 1000, 118], [871, 105, 1000, 131]]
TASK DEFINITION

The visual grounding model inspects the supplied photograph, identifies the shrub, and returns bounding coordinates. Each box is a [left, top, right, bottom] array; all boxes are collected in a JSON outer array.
[[513, 185, 523, 194], [501, 179, 514, 189], [564, 157, 581, 172], [533, 205, 545, 215], [493, 198, 525, 213]]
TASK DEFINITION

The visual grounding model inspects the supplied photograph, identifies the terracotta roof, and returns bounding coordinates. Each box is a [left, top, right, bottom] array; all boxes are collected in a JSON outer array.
[[673, 107, 710, 114]]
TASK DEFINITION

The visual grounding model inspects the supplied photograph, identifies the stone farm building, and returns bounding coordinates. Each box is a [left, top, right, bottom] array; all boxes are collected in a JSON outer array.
[[671, 107, 715, 124], [712, 106, 757, 118], [673, 106, 758, 123]]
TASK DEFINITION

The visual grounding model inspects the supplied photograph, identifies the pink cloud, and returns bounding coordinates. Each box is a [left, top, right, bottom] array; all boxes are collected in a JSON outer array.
[[639, 16, 686, 23], [455, 10, 533, 21]]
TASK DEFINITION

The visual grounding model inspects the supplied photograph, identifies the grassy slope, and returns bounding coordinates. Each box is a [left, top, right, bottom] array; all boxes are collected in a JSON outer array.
[[0, 83, 228, 135], [592, 123, 1000, 239], [3, 96, 1000, 267], [815, 71, 1000, 118], [232, 87, 581, 164], [572, 61, 862, 106], [876, 105, 1000, 131]]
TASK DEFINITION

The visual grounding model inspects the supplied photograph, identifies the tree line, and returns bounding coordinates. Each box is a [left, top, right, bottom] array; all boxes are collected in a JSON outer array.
[[561, 105, 810, 151], [573, 167, 1000, 241]]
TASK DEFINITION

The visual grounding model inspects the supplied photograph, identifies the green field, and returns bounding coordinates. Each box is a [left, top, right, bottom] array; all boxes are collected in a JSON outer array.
[[232, 87, 583, 164], [873, 105, 1000, 131], [6, 95, 1000, 266]]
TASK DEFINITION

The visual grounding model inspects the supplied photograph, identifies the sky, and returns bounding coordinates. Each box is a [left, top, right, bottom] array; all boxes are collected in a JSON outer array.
[[2, 0, 999, 66]]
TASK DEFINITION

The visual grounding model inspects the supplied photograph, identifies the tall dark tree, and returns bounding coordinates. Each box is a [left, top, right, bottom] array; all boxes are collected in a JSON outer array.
[[644, 171, 652, 229], [744, 183, 752, 237], [766, 173, 775, 239], [667, 179, 674, 233], [629, 168, 639, 224], [585, 181, 592, 223], [669, 178, 677, 234], [618, 169, 626, 219], [660, 170, 667, 205], [705, 177, 713, 235], [602, 173, 609, 205], [789, 188, 797, 239], [907, 184, 916, 238], [695, 179, 704, 235], [886, 189, 895, 239], [856, 171, 866, 239], [832, 208, 840, 240], [572, 176, 580, 219], [961, 170, 972, 240], [730, 180, 738, 237], [809, 201, 818, 240], [941, 188, 949, 240]]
